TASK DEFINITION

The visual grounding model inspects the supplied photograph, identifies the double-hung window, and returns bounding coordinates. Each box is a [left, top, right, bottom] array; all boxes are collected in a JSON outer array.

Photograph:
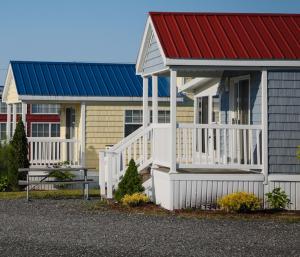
[[124, 110, 143, 137], [31, 104, 60, 114], [0, 123, 6, 140], [31, 123, 60, 137]]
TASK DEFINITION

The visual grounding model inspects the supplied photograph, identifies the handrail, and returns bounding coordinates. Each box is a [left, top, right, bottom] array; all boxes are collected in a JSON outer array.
[[27, 137, 79, 143], [178, 123, 262, 130]]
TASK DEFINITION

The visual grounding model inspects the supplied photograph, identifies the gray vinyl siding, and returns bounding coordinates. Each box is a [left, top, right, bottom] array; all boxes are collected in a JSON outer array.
[[268, 71, 300, 174], [142, 33, 165, 74]]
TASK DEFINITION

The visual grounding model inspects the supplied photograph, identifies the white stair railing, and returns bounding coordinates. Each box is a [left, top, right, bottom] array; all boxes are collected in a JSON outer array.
[[99, 125, 154, 198]]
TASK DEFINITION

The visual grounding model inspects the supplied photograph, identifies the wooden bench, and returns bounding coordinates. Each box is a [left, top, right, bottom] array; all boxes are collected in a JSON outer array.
[[18, 167, 94, 201]]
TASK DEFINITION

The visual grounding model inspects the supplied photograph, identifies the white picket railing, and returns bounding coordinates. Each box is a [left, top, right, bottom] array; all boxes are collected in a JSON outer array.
[[28, 138, 82, 167], [177, 124, 263, 169], [99, 125, 155, 198], [99, 123, 263, 198]]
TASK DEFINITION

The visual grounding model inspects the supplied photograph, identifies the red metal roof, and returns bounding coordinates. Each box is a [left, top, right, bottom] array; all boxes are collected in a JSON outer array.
[[150, 12, 300, 60]]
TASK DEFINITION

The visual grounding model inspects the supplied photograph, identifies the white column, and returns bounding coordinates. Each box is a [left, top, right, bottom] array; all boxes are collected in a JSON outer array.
[[261, 70, 268, 183], [80, 102, 86, 167], [194, 97, 199, 124], [143, 77, 149, 127], [152, 75, 158, 124], [6, 104, 11, 140], [170, 69, 177, 173], [12, 104, 17, 135], [22, 103, 27, 134]]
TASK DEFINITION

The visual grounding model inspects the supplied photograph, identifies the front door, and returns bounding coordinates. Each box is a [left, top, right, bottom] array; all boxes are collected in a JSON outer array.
[[65, 107, 76, 162], [230, 77, 250, 164]]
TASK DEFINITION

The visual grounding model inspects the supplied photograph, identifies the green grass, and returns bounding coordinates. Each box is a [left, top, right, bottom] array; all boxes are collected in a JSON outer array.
[[0, 189, 101, 200]]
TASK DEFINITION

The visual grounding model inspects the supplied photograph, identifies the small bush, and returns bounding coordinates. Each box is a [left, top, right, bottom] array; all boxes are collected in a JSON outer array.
[[218, 192, 261, 213], [48, 171, 75, 180], [122, 193, 150, 207], [0, 176, 9, 192], [265, 187, 291, 210], [114, 159, 144, 202]]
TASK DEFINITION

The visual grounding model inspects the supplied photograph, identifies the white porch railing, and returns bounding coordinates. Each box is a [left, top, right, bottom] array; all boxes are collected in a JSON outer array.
[[177, 124, 263, 169], [99, 123, 263, 198], [28, 138, 82, 167]]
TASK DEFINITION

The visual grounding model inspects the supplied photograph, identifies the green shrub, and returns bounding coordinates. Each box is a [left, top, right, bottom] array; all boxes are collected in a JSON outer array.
[[122, 193, 150, 207], [0, 176, 9, 192], [48, 170, 75, 180], [9, 120, 30, 190], [114, 159, 144, 202], [265, 187, 291, 210], [218, 192, 262, 213]]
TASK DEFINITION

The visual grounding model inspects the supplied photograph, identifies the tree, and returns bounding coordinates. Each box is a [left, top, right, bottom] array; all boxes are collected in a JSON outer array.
[[9, 120, 29, 190], [114, 159, 144, 201]]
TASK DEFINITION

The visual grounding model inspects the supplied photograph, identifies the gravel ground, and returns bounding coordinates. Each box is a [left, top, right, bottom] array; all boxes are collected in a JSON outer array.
[[0, 199, 299, 257]]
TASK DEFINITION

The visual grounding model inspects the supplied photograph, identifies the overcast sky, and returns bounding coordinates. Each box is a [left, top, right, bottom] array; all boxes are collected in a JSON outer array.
[[0, 0, 299, 84]]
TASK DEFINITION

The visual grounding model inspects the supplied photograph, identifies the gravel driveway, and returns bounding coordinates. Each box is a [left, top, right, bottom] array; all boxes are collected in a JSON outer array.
[[0, 199, 299, 257]]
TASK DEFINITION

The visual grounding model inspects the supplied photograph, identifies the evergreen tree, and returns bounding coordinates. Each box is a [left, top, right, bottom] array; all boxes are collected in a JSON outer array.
[[9, 120, 29, 190], [115, 159, 144, 201]]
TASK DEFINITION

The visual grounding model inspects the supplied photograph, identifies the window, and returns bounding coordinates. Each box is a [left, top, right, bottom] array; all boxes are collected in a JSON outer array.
[[124, 110, 143, 137], [16, 103, 22, 114], [0, 102, 7, 114], [31, 123, 60, 137], [212, 96, 220, 123], [0, 123, 6, 140], [150, 110, 170, 123], [31, 104, 60, 114]]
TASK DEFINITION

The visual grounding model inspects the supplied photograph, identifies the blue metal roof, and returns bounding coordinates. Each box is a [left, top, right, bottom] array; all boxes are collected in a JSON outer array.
[[10, 61, 171, 98]]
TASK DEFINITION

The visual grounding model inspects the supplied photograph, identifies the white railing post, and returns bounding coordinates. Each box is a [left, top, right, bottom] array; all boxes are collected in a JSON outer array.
[[106, 152, 113, 199], [99, 151, 106, 196], [170, 69, 177, 173], [262, 70, 268, 183]]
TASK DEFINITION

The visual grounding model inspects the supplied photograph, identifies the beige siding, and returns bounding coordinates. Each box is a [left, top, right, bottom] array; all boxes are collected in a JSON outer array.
[[5, 78, 19, 104], [85, 100, 193, 170]]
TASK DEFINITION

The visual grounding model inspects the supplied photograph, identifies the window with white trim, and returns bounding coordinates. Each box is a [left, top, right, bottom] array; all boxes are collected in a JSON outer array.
[[16, 103, 22, 114], [31, 123, 60, 137], [0, 123, 6, 140], [124, 110, 142, 137], [150, 110, 170, 123], [31, 104, 60, 114], [0, 102, 7, 114]]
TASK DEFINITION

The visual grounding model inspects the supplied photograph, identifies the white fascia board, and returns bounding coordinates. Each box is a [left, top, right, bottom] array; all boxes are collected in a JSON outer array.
[[18, 95, 184, 103], [166, 58, 300, 68], [136, 16, 167, 76]]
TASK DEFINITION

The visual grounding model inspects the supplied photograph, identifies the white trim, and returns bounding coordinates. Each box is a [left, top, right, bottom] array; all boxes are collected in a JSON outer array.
[[179, 77, 220, 93], [6, 104, 11, 139], [169, 172, 265, 181], [80, 102, 86, 166], [166, 58, 300, 67], [261, 70, 268, 183], [142, 77, 149, 127], [268, 174, 300, 182], [152, 75, 158, 124], [170, 69, 177, 173], [12, 104, 17, 134], [18, 95, 182, 103]]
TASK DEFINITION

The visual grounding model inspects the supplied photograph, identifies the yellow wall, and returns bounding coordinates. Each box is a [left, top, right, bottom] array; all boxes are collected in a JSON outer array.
[[5, 77, 20, 104], [85, 99, 194, 170]]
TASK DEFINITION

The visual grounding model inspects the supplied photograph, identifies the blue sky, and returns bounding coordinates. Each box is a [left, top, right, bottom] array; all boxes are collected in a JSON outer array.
[[0, 0, 299, 83]]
